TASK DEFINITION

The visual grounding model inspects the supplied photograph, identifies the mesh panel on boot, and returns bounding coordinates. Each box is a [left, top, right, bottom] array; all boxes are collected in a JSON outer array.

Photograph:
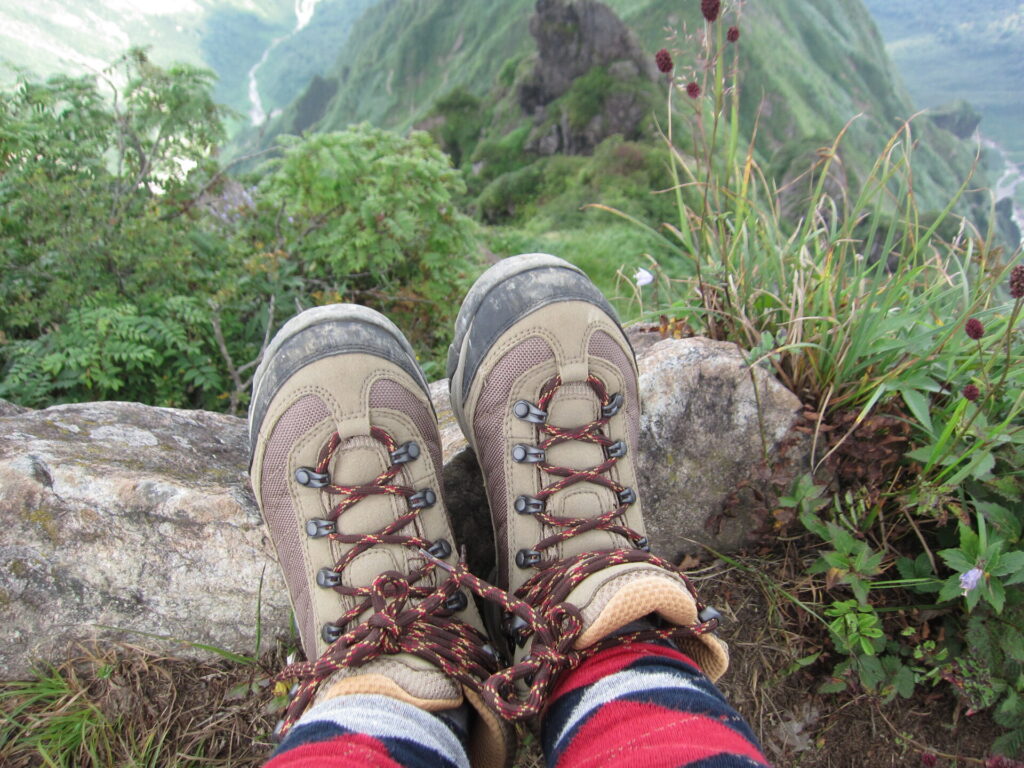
[[260, 394, 331, 661], [369, 378, 443, 480], [472, 336, 553, 588], [587, 330, 640, 451]]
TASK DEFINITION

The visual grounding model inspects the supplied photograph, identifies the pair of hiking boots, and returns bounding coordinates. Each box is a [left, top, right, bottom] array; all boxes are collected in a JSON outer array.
[[248, 254, 729, 766]]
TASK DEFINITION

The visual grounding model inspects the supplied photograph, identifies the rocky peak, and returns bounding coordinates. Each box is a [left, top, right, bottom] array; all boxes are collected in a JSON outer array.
[[519, 0, 655, 113], [517, 0, 658, 156]]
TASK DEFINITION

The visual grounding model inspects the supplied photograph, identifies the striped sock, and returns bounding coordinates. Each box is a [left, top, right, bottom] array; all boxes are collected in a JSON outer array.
[[265, 694, 469, 768], [542, 642, 770, 767]]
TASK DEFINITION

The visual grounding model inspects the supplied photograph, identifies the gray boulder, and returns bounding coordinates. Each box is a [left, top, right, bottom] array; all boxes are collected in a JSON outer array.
[[0, 336, 806, 678], [0, 402, 289, 679], [635, 337, 807, 556]]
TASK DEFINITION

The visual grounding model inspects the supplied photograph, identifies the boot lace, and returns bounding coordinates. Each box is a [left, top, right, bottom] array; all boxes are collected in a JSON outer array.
[[273, 426, 499, 737], [478, 376, 721, 720]]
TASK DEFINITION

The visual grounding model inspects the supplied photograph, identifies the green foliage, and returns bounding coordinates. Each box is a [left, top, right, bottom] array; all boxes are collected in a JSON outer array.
[[429, 87, 486, 167], [825, 599, 884, 656], [257, 125, 478, 354], [556, 66, 616, 132], [0, 51, 244, 408], [605, 3, 1024, 751], [1, 58, 476, 410], [0, 665, 116, 767], [803, 511, 884, 606]]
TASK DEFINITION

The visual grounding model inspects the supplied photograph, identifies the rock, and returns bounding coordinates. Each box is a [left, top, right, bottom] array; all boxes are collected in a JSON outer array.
[[928, 99, 982, 140], [635, 338, 807, 556], [519, 0, 657, 155], [0, 337, 807, 677], [0, 402, 289, 680], [520, 0, 655, 111], [0, 398, 29, 418]]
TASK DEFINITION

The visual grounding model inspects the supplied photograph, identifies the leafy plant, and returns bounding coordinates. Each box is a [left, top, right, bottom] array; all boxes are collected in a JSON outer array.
[[802, 511, 884, 605], [617, 3, 1024, 752]]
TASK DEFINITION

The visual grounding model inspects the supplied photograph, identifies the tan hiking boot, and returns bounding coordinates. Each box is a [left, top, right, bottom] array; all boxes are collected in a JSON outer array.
[[249, 305, 512, 765], [447, 254, 728, 718]]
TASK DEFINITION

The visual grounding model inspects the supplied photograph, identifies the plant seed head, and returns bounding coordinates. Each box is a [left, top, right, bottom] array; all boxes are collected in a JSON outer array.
[[1009, 264, 1024, 299], [655, 48, 674, 73]]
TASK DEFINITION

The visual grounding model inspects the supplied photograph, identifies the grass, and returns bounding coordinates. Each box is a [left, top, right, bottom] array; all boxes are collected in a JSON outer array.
[[0, 643, 287, 768]]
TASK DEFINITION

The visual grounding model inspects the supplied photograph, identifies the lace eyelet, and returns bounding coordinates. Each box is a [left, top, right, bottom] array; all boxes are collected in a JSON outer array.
[[427, 538, 452, 559], [617, 488, 636, 505], [513, 400, 548, 424], [514, 495, 546, 515], [444, 591, 469, 612], [390, 441, 420, 464], [316, 567, 343, 588], [503, 614, 531, 647], [606, 440, 627, 459], [409, 488, 437, 509], [601, 393, 624, 418], [512, 444, 545, 464], [321, 623, 343, 643], [516, 549, 542, 568], [295, 467, 330, 487], [305, 518, 336, 538]]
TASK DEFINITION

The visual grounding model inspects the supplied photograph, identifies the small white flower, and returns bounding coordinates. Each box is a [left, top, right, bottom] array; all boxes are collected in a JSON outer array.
[[634, 267, 654, 287], [959, 567, 983, 595]]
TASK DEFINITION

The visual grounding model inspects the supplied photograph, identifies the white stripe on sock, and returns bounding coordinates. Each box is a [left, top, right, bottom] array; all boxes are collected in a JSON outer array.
[[296, 693, 470, 768], [553, 668, 716, 754]]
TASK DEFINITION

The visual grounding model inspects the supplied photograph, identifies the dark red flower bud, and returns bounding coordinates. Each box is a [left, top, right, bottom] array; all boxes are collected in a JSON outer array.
[[965, 318, 984, 340], [655, 48, 674, 73], [727, 26, 740, 42], [701, 0, 721, 22], [920, 754, 938, 767], [963, 384, 980, 402], [686, 81, 701, 98], [1010, 264, 1024, 299]]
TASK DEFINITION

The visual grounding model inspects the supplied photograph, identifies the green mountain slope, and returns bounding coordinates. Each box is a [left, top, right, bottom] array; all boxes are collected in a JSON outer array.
[[863, 0, 1024, 163], [0, 0, 378, 133], [237, 0, 990, 224], [0, 0, 293, 116]]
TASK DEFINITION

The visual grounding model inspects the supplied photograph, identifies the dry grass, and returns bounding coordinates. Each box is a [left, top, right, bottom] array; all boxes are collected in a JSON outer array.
[[1, 552, 1000, 767], [0, 642, 285, 767]]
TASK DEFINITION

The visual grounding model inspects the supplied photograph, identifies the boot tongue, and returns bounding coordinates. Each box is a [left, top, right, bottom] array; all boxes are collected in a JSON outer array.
[[544, 383, 622, 553], [329, 435, 421, 621]]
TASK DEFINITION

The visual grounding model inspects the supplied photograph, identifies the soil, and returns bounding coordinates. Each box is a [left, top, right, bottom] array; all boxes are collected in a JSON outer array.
[[0, 551, 1004, 767]]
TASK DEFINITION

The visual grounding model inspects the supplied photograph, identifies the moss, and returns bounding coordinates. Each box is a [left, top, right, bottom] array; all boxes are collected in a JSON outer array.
[[9, 559, 28, 578], [25, 508, 61, 545], [557, 66, 614, 133]]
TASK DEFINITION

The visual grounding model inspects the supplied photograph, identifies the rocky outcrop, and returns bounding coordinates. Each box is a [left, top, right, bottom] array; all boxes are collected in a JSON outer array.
[[0, 337, 807, 678], [928, 99, 982, 140], [518, 0, 657, 156], [0, 403, 290, 679], [520, 0, 655, 112], [634, 337, 808, 555]]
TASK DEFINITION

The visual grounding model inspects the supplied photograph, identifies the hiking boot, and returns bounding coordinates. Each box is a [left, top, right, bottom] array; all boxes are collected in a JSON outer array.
[[447, 254, 728, 718], [249, 304, 513, 765]]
